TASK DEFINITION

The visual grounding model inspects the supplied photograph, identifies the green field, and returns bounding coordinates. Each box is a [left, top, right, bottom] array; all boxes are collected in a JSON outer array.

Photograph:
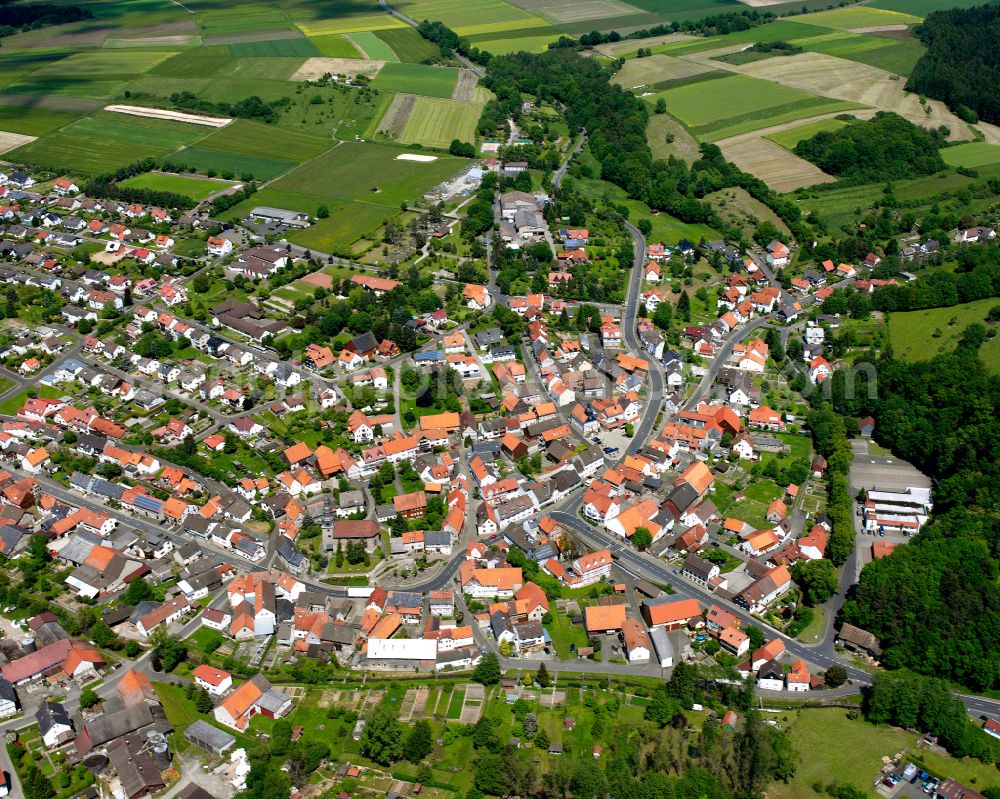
[[648, 73, 860, 140], [375, 28, 440, 63], [176, 117, 332, 161], [307, 33, 364, 57], [224, 141, 461, 245], [348, 31, 399, 62], [401, 97, 481, 148], [150, 49, 234, 78], [616, 0, 740, 21], [197, 4, 296, 37], [228, 36, 320, 58], [393, 0, 552, 36], [888, 297, 1000, 374], [797, 5, 922, 29], [941, 141, 1000, 169], [0, 104, 77, 136], [214, 57, 307, 80], [120, 172, 234, 200], [30, 48, 177, 77], [372, 62, 460, 98], [766, 118, 848, 149], [11, 111, 210, 174], [296, 15, 407, 36]]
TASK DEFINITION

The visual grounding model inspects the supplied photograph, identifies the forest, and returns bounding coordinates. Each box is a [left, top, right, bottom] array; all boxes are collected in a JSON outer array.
[[0, 0, 90, 36], [834, 341, 1000, 692], [908, 4, 1000, 125], [793, 112, 947, 182]]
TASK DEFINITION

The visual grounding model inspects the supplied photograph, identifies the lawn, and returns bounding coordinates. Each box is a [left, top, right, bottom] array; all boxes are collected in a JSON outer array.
[[647, 73, 861, 140], [228, 37, 320, 57], [941, 141, 1000, 169], [766, 118, 848, 150], [888, 297, 1000, 374], [769, 708, 915, 799], [401, 97, 482, 148], [285, 201, 398, 250], [348, 31, 399, 62], [372, 62, 461, 99], [375, 28, 440, 63], [119, 172, 234, 201], [544, 605, 589, 659]]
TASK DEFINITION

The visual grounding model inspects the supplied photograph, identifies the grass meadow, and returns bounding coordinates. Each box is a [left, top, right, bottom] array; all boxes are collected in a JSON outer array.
[[401, 97, 482, 148], [120, 172, 234, 200], [372, 62, 460, 98]]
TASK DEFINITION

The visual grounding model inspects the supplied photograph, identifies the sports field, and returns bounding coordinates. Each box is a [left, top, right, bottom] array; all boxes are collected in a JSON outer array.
[[647, 73, 861, 141], [940, 142, 1000, 169], [765, 118, 849, 149], [372, 63, 460, 98], [119, 172, 235, 200], [401, 97, 481, 148]]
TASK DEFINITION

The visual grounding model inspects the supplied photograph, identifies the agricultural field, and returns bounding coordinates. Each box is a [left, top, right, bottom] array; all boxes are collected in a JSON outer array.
[[224, 141, 462, 246], [941, 142, 1000, 169], [0, 105, 77, 136], [765, 117, 849, 149], [401, 97, 482, 148], [611, 54, 712, 90], [375, 28, 441, 63], [150, 48, 234, 78], [307, 34, 364, 58], [717, 131, 836, 192], [119, 172, 236, 201], [166, 118, 331, 179], [295, 15, 407, 36], [9, 111, 211, 174], [646, 72, 861, 141], [372, 62, 460, 98], [348, 31, 399, 62], [228, 36, 320, 58], [888, 298, 1000, 374], [392, 0, 560, 51], [794, 6, 921, 30]]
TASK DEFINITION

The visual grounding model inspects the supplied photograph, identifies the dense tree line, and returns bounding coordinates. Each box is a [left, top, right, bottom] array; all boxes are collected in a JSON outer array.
[[834, 341, 1000, 691], [0, 0, 91, 36], [907, 4, 1000, 125], [794, 112, 946, 182], [478, 48, 808, 243], [79, 158, 195, 210], [416, 19, 491, 65], [569, 8, 776, 48], [806, 405, 854, 566], [213, 181, 258, 215], [168, 90, 290, 124], [864, 672, 997, 760]]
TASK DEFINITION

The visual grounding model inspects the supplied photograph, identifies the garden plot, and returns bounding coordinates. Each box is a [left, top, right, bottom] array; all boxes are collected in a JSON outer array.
[[378, 93, 416, 138], [452, 68, 478, 101], [459, 683, 485, 723]]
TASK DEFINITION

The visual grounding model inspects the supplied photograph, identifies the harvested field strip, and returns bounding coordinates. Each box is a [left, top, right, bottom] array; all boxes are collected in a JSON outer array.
[[104, 104, 231, 127], [348, 31, 399, 62], [717, 134, 836, 191], [378, 93, 417, 137], [611, 53, 712, 88], [0, 132, 35, 155], [452, 69, 478, 101]]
